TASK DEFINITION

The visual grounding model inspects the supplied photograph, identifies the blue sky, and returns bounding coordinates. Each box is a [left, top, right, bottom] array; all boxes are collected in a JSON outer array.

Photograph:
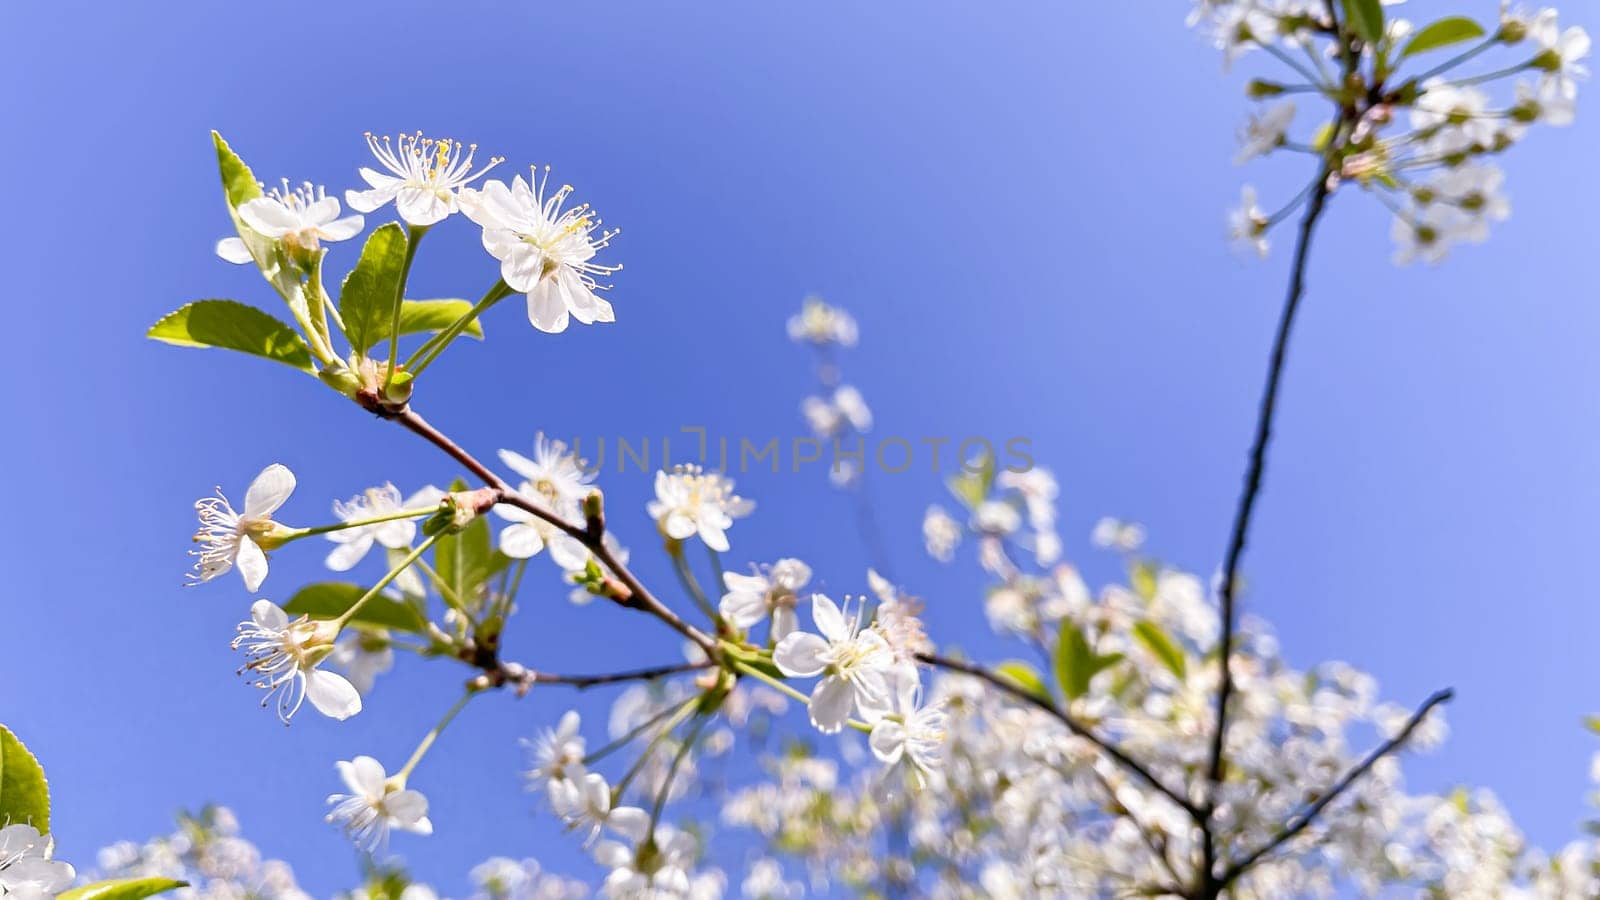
[[4, 0, 1599, 894]]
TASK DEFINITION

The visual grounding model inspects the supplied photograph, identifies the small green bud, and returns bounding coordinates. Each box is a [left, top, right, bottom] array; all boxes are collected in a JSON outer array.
[[318, 363, 363, 398], [1247, 79, 1286, 98]]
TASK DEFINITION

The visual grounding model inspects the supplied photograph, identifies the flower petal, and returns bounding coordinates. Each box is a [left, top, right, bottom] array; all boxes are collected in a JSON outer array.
[[808, 676, 854, 734], [215, 236, 253, 264], [810, 594, 847, 643], [773, 632, 829, 678], [244, 463, 296, 517], [306, 669, 363, 720], [236, 538, 269, 592]]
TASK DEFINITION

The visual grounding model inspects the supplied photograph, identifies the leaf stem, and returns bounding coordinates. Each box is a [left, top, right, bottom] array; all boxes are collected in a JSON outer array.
[[405, 279, 513, 376], [396, 689, 475, 781], [333, 533, 440, 630], [383, 224, 427, 390]]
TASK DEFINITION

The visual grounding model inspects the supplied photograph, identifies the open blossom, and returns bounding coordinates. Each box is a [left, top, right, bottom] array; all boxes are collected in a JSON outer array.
[[325, 483, 443, 571], [786, 297, 858, 347], [459, 167, 620, 334], [328, 632, 394, 695], [495, 435, 593, 566], [217, 179, 364, 265], [0, 824, 75, 898], [232, 600, 361, 723], [648, 466, 755, 553], [325, 756, 432, 852], [346, 132, 501, 227], [774, 594, 895, 733], [525, 711, 587, 786], [720, 558, 811, 639], [548, 772, 648, 846], [1235, 101, 1295, 164], [1531, 10, 1590, 101], [191, 463, 296, 591], [923, 505, 962, 562], [868, 670, 948, 780], [593, 822, 715, 900], [867, 569, 930, 666], [1228, 185, 1269, 258]]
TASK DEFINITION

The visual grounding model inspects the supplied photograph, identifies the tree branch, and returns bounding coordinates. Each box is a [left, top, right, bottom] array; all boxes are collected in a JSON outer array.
[[490, 660, 714, 693], [1215, 688, 1453, 890], [370, 402, 720, 658], [918, 652, 1204, 825]]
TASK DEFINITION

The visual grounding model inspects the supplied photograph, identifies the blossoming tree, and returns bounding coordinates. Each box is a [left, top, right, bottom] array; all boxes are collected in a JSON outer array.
[[5, 2, 1597, 897]]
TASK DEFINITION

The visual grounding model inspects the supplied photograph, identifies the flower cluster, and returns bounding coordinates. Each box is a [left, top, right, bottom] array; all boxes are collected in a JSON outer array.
[[1196, 1, 1588, 263]]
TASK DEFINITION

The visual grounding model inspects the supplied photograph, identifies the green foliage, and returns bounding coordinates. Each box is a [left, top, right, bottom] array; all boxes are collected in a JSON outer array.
[[0, 724, 50, 833], [146, 300, 314, 372], [994, 660, 1053, 703], [1132, 620, 1188, 681], [360, 299, 485, 353], [339, 224, 409, 356], [1053, 621, 1122, 701], [1400, 17, 1486, 58], [434, 501, 509, 612], [59, 879, 188, 900], [211, 131, 262, 210], [283, 583, 426, 633], [946, 452, 997, 510], [1342, 0, 1385, 44]]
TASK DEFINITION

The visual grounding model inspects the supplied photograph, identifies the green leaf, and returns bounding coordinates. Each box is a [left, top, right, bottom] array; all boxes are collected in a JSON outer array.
[[282, 583, 426, 633], [339, 223, 409, 356], [1342, 0, 1384, 43], [434, 515, 508, 612], [995, 660, 1052, 703], [1400, 17, 1486, 58], [1130, 561, 1158, 601], [59, 878, 189, 900], [360, 299, 484, 352], [212, 131, 262, 210], [147, 300, 314, 372], [0, 725, 50, 833], [1053, 621, 1096, 700], [1132, 620, 1188, 681]]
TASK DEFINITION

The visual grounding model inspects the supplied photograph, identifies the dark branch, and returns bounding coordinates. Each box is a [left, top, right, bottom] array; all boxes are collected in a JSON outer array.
[[1215, 689, 1453, 890], [918, 652, 1204, 824], [491, 660, 714, 693]]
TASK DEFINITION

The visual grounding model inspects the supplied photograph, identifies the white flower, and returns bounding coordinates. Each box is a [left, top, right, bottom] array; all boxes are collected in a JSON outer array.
[[326, 483, 443, 571], [1391, 203, 1463, 265], [922, 506, 961, 562], [867, 570, 930, 666], [720, 558, 811, 639], [1429, 163, 1510, 237], [1531, 10, 1590, 101], [191, 463, 296, 591], [328, 632, 394, 695], [1228, 185, 1270, 258], [460, 168, 620, 333], [548, 773, 648, 846], [647, 466, 755, 553], [1236, 101, 1296, 163], [594, 823, 703, 899], [773, 594, 895, 733], [495, 435, 593, 566], [525, 711, 587, 786], [1411, 81, 1495, 156], [324, 756, 432, 852], [800, 385, 873, 438], [231, 600, 361, 723], [741, 859, 801, 900], [868, 671, 948, 780], [973, 500, 1021, 536], [0, 824, 75, 899], [346, 132, 501, 227], [217, 179, 364, 266], [786, 297, 858, 347], [1092, 516, 1146, 552]]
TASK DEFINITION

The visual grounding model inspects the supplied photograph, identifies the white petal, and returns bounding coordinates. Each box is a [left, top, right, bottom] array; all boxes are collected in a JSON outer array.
[[319, 214, 366, 242], [499, 523, 545, 559], [244, 463, 296, 517], [772, 605, 798, 642], [306, 669, 363, 720], [607, 806, 650, 841], [216, 236, 253, 264], [720, 591, 768, 629], [773, 632, 829, 678], [325, 534, 373, 572], [663, 511, 697, 541], [697, 521, 729, 552], [374, 518, 417, 550], [526, 283, 571, 334], [251, 599, 288, 631], [549, 534, 589, 571], [236, 538, 269, 592], [346, 185, 395, 214], [385, 789, 429, 826], [341, 756, 388, 796], [808, 677, 854, 734], [870, 721, 907, 764], [810, 594, 847, 643], [238, 198, 298, 238], [395, 187, 452, 226]]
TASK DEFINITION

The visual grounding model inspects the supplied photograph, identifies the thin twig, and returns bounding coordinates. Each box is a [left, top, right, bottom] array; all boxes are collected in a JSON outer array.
[[918, 652, 1203, 824], [1214, 689, 1453, 890]]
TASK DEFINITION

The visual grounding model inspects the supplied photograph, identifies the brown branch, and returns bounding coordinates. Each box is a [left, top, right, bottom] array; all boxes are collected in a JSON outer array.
[[1214, 688, 1453, 891], [918, 652, 1204, 825], [490, 660, 714, 693], [372, 402, 720, 658]]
